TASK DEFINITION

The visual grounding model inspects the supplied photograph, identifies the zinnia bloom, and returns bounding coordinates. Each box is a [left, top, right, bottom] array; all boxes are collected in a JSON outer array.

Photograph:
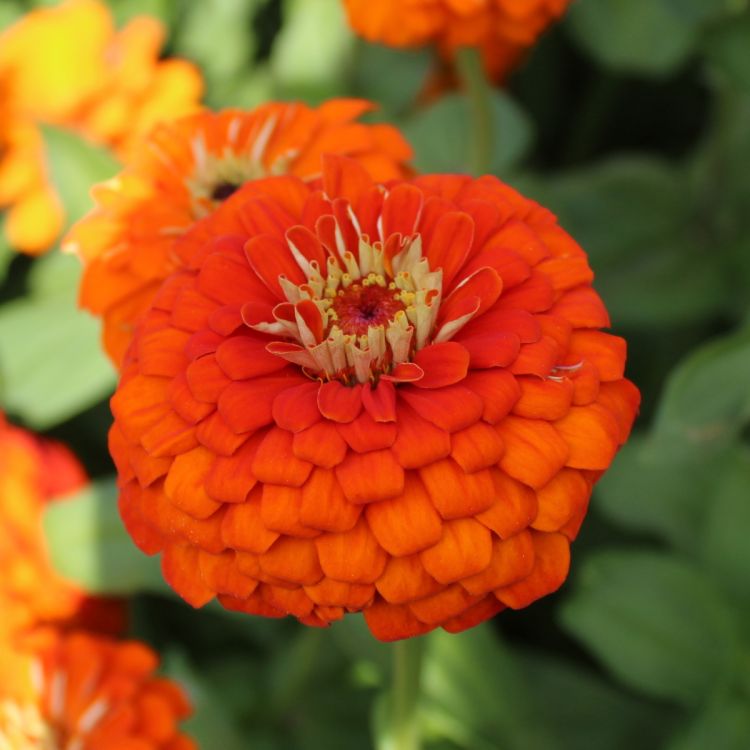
[[0, 0, 202, 254], [109, 156, 639, 641], [0, 414, 124, 641], [64, 99, 413, 367], [343, 0, 572, 80], [0, 630, 195, 750]]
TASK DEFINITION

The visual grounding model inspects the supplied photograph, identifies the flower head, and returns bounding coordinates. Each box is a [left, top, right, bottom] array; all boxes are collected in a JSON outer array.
[[0, 414, 124, 641], [65, 100, 413, 367], [343, 0, 571, 80], [0, 0, 202, 254], [0, 630, 194, 750], [110, 157, 639, 641]]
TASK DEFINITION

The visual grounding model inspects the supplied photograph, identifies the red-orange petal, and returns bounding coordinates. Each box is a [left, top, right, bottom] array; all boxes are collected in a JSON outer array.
[[316, 517, 388, 584], [335, 449, 405, 504], [420, 518, 492, 584]]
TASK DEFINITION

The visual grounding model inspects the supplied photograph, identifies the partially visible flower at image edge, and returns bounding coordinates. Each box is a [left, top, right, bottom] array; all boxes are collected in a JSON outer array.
[[64, 99, 413, 368], [0, 0, 202, 254], [0, 413, 125, 642], [0, 630, 195, 750], [107, 155, 639, 641], [342, 0, 572, 80]]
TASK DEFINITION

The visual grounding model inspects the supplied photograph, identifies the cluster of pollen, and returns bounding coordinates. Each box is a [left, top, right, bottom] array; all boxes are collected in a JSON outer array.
[[253, 233, 443, 384], [0, 700, 55, 750]]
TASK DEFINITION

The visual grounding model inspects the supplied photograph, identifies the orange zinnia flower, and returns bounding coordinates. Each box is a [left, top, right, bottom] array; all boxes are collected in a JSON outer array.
[[343, 0, 572, 80], [0, 414, 124, 640], [109, 156, 639, 642], [65, 99, 413, 368], [0, 0, 202, 254], [0, 630, 195, 749]]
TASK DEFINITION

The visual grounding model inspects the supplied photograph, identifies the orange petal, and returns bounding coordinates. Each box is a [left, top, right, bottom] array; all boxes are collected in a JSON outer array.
[[317, 381, 362, 423], [391, 404, 451, 469], [304, 578, 375, 609], [335, 449, 404, 504], [260, 484, 318, 538], [409, 583, 482, 625], [245, 235, 306, 298], [425, 211, 475, 288], [292, 421, 348, 467], [554, 404, 620, 470], [162, 544, 215, 607], [336, 411, 397, 452], [399, 385, 483, 432], [195, 411, 250, 456], [496, 416, 568, 489], [495, 271, 554, 313], [375, 554, 443, 604], [461, 531, 535, 595], [441, 595, 505, 634], [420, 518, 492, 584], [186, 354, 231, 403], [512, 376, 574, 420], [366, 474, 443, 556], [597, 380, 640, 444], [138, 328, 190, 378], [567, 331, 626, 382], [381, 183, 424, 239], [164, 447, 221, 519], [221, 487, 279, 554], [361, 380, 397, 422], [476, 470, 538, 538], [140, 411, 198, 458], [251, 427, 313, 485], [495, 531, 570, 609], [315, 518, 388, 584], [550, 287, 610, 328], [509, 336, 559, 378], [464, 369, 521, 423], [364, 600, 435, 642], [198, 550, 258, 598], [532, 468, 591, 537], [261, 585, 315, 618], [411, 342, 470, 389], [215, 335, 288, 379], [259, 537, 324, 586], [218, 377, 296, 433], [537, 256, 593, 291], [455, 330, 520, 368], [300, 467, 362, 532], [205, 432, 263, 504], [419, 459, 494, 519], [450, 421, 504, 473]]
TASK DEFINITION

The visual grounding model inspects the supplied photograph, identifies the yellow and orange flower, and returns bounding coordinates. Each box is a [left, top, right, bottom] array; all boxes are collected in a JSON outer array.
[[108, 156, 639, 641], [65, 99, 413, 367], [0, 414, 124, 641], [0, 0, 202, 254], [0, 630, 195, 750], [343, 0, 572, 80]]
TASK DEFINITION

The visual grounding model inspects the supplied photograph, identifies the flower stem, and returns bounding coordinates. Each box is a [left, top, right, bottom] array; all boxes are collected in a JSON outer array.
[[391, 637, 426, 750], [456, 46, 494, 176]]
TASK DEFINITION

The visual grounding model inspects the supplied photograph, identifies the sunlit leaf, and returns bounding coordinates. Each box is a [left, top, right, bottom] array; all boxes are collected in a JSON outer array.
[[0, 252, 114, 428], [402, 91, 532, 175], [44, 478, 166, 595], [41, 125, 119, 229], [560, 550, 742, 706]]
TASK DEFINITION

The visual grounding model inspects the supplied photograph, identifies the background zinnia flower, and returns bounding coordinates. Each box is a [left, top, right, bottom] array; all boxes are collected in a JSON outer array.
[[65, 99, 413, 367], [108, 156, 638, 641], [0, 0, 202, 254], [0, 630, 195, 750], [343, 0, 572, 80], [0, 414, 124, 641]]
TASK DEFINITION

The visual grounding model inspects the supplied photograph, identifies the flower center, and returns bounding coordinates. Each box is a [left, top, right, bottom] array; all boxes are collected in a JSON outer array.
[[0, 700, 57, 750], [251, 233, 444, 384], [330, 278, 406, 337]]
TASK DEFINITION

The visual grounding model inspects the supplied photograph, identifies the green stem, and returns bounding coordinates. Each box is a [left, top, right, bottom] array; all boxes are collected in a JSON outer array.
[[455, 46, 494, 176], [391, 637, 426, 750]]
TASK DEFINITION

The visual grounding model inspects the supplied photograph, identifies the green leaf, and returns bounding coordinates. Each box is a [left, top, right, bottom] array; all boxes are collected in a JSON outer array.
[[43, 478, 166, 595], [270, 0, 354, 102], [560, 550, 742, 706], [566, 0, 701, 76], [701, 447, 750, 612], [0, 217, 12, 284], [653, 326, 750, 445], [595, 433, 732, 551], [0, 251, 115, 429], [173, 0, 262, 108], [520, 650, 674, 750], [351, 42, 433, 115], [402, 92, 532, 175], [41, 125, 119, 229], [704, 12, 750, 93], [162, 650, 250, 750], [421, 627, 554, 750], [666, 694, 750, 750]]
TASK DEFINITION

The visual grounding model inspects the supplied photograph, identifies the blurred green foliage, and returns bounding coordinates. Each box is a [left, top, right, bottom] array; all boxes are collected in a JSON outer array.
[[2, 0, 750, 747]]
